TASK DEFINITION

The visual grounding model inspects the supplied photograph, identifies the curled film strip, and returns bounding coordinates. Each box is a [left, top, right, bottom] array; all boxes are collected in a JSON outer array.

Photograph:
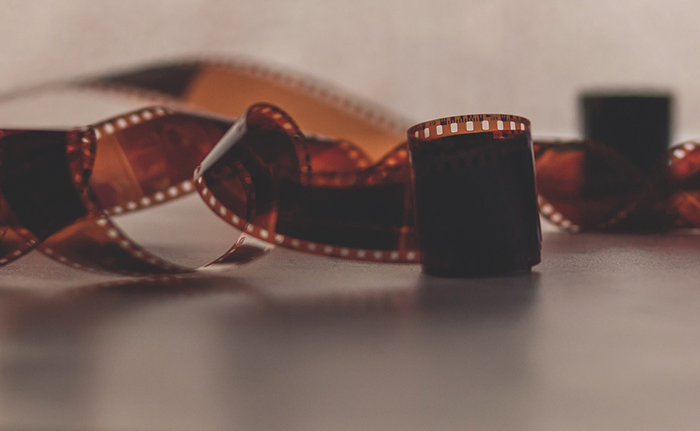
[[2, 58, 700, 276], [1, 106, 234, 275], [192, 108, 535, 266], [0, 97, 537, 274], [74, 60, 700, 232]]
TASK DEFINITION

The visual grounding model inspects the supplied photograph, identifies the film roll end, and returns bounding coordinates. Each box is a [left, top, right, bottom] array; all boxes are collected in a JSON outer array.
[[407, 115, 541, 278], [578, 91, 673, 231], [580, 91, 672, 172]]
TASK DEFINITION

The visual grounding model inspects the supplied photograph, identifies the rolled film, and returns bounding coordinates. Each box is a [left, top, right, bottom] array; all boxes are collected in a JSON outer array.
[[0, 59, 699, 275], [77, 60, 700, 232]]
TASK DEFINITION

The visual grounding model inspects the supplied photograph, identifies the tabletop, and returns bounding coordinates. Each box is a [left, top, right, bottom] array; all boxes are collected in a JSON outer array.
[[1, 195, 699, 430]]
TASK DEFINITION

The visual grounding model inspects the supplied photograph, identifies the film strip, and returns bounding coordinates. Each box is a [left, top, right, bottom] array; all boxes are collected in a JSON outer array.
[[193, 108, 536, 266], [1, 58, 700, 276], [0, 106, 231, 274], [532, 139, 650, 232], [77, 58, 410, 160], [0, 98, 536, 274], [75, 60, 700, 232], [532, 139, 687, 232]]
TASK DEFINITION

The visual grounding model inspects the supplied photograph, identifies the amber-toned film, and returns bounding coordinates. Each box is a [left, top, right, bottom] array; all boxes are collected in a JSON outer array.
[[1, 59, 700, 276], [79, 60, 700, 231]]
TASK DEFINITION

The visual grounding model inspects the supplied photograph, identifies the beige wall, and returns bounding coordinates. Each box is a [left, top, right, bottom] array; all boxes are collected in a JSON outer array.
[[1, 0, 699, 139]]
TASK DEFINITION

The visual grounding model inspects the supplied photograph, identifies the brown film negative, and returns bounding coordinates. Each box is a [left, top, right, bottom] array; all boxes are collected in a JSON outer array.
[[0, 107, 231, 274], [80, 59, 409, 160], [0, 103, 419, 274], [0, 58, 428, 274], [0, 102, 539, 274], [193, 103, 417, 263], [532, 139, 650, 231], [76, 60, 700, 231], [2, 59, 700, 276]]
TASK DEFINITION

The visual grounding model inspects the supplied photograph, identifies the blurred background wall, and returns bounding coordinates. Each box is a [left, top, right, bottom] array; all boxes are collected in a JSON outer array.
[[1, 0, 700, 139]]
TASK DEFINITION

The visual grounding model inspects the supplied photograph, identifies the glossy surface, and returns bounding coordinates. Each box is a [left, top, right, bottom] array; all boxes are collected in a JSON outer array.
[[2, 219, 700, 431]]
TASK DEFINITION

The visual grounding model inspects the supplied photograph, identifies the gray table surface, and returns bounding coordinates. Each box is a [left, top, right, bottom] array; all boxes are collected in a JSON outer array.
[[1, 193, 699, 431]]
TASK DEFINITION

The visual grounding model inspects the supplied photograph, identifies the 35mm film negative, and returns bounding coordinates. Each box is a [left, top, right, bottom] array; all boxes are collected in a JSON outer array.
[[0, 98, 539, 275], [76, 60, 700, 232], [0, 59, 699, 275]]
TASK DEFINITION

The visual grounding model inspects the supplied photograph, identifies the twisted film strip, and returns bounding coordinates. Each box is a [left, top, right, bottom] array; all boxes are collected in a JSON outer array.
[[1, 58, 700, 276], [74, 60, 700, 232], [0, 94, 536, 275]]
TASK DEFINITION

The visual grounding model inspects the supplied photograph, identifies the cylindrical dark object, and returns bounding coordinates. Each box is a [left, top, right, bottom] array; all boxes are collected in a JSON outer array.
[[407, 115, 541, 277], [580, 92, 672, 172]]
